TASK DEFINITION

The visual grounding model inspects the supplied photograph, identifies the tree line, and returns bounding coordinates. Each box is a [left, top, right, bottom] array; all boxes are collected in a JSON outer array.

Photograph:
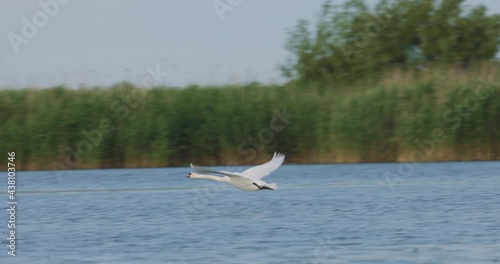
[[281, 0, 500, 86]]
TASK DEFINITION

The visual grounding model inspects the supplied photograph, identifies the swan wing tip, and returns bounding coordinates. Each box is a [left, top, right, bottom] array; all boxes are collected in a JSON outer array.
[[273, 151, 285, 157], [273, 152, 285, 160]]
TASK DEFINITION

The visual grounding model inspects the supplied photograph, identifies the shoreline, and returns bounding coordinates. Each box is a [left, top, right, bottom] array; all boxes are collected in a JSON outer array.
[[17, 153, 500, 172]]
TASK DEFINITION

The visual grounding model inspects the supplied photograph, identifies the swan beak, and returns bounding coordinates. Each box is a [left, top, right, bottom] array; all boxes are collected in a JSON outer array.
[[186, 172, 192, 178]]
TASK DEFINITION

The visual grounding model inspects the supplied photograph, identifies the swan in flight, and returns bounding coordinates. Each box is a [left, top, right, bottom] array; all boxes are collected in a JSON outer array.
[[187, 152, 285, 191]]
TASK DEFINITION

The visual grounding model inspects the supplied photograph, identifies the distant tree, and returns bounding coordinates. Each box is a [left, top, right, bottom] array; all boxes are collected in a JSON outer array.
[[281, 0, 500, 85]]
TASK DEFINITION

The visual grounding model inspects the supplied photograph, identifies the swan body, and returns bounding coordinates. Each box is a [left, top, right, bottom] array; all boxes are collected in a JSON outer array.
[[187, 152, 285, 191]]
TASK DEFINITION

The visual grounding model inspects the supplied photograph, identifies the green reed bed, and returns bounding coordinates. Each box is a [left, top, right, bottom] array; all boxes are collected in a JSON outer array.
[[0, 79, 499, 170]]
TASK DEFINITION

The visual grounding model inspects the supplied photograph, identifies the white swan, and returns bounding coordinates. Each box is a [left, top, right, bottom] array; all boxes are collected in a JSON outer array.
[[186, 152, 285, 191]]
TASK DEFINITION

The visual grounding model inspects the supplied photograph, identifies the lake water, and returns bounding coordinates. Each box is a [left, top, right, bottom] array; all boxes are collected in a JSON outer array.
[[2, 161, 500, 263]]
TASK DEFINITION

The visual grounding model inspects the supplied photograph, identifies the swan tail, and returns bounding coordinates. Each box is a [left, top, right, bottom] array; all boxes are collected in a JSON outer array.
[[267, 183, 278, 190]]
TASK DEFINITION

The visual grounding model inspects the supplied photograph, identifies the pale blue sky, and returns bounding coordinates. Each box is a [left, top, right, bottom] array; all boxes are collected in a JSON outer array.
[[1, 0, 499, 88]]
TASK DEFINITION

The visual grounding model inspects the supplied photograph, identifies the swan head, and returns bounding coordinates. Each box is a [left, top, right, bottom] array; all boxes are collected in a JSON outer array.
[[186, 172, 192, 178]]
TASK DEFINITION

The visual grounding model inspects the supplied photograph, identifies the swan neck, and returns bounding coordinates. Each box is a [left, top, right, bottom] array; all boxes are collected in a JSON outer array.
[[191, 173, 227, 182]]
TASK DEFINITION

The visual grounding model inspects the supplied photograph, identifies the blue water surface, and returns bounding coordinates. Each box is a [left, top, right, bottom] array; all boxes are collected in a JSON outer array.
[[1, 161, 500, 263]]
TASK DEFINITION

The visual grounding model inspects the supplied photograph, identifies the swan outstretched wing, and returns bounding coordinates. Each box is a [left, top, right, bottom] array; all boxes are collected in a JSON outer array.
[[241, 152, 285, 180]]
